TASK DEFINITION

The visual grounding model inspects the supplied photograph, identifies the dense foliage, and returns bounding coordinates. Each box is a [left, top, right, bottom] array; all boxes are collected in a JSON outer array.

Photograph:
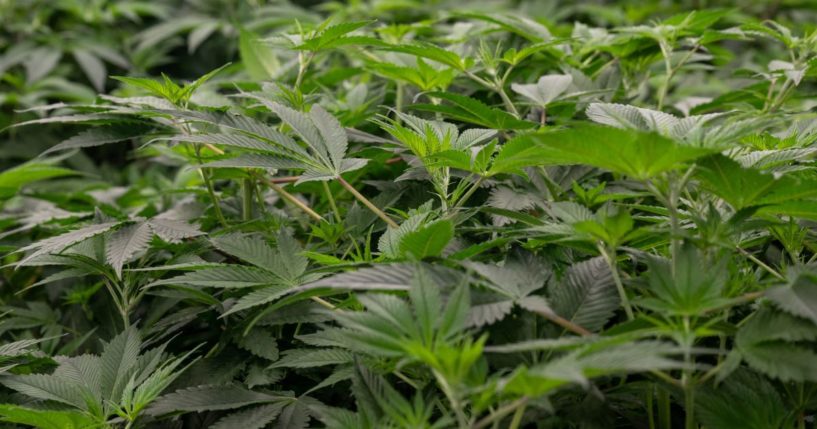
[[4, 0, 817, 428]]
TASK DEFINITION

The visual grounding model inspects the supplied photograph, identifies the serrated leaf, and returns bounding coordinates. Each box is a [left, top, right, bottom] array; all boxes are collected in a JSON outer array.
[[42, 125, 146, 156], [148, 384, 286, 415], [416, 92, 536, 130], [16, 222, 120, 266], [767, 272, 817, 324], [270, 348, 354, 369], [550, 257, 618, 332], [0, 405, 98, 429], [151, 266, 282, 289], [399, 219, 453, 260], [513, 124, 715, 180], [147, 218, 202, 243], [100, 326, 141, 403], [106, 222, 153, 279], [239, 329, 279, 361], [212, 403, 286, 429]]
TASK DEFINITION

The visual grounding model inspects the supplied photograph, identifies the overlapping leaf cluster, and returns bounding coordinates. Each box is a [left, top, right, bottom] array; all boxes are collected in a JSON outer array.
[[3, 1, 817, 428]]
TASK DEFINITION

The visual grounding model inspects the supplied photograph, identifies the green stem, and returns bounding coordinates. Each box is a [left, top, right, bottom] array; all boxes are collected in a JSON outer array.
[[202, 168, 229, 228], [295, 51, 315, 88], [656, 40, 673, 110], [433, 369, 468, 428], [496, 83, 520, 117], [657, 40, 700, 110], [647, 385, 656, 429], [242, 177, 253, 221], [395, 82, 404, 117], [192, 145, 228, 228], [737, 246, 785, 280], [337, 176, 398, 228], [507, 401, 526, 429], [452, 176, 484, 210], [658, 388, 671, 429], [473, 397, 529, 429], [102, 279, 128, 329], [323, 181, 342, 223], [464, 70, 519, 117], [683, 315, 697, 429], [538, 166, 563, 200], [599, 245, 635, 320]]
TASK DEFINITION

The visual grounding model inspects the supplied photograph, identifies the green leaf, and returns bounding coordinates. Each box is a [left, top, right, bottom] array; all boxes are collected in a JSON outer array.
[[212, 403, 286, 429], [240, 29, 280, 80], [238, 329, 280, 361], [297, 20, 378, 52], [696, 369, 791, 429], [399, 219, 454, 260], [549, 257, 618, 332], [513, 124, 714, 180], [736, 308, 817, 382], [511, 74, 572, 106], [211, 231, 307, 284], [41, 125, 147, 156], [640, 243, 729, 316], [72, 48, 107, 91], [378, 42, 466, 71], [0, 161, 78, 200], [766, 270, 817, 325], [415, 92, 535, 130], [269, 348, 354, 369], [150, 266, 283, 289], [106, 222, 153, 279], [408, 268, 442, 344], [0, 405, 99, 429], [695, 155, 778, 210], [100, 326, 141, 402], [16, 222, 121, 266], [148, 384, 287, 415]]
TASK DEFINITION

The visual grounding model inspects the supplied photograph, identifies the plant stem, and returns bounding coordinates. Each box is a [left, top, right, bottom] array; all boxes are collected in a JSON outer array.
[[323, 181, 342, 223], [103, 279, 129, 328], [656, 41, 700, 110], [464, 70, 519, 117], [682, 315, 697, 429], [507, 401, 527, 429], [270, 176, 300, 184], [242, 177, 253, 221], [310, 296, 336, 310], [531, 308, 592, 336], [267, 181, 323, 222], [433, 369, 468, 428], [647, 385, 656, 429], [395, 82, 404, 117], [192, 145, 228, 228], [599, 245, 635, 320], [337, 176, 398, 228], [496, 83, 520, 117], [202, 169, 229, 228], [658, 388, 671, 429], [452, 176, 484, 209], [737, 246, 785, 280], [295, 51, 315, 88], [473, 397, 529, 429]]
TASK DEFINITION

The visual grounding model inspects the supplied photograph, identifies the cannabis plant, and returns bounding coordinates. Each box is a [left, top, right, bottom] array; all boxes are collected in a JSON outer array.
[[4, 1, 817, 429]]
